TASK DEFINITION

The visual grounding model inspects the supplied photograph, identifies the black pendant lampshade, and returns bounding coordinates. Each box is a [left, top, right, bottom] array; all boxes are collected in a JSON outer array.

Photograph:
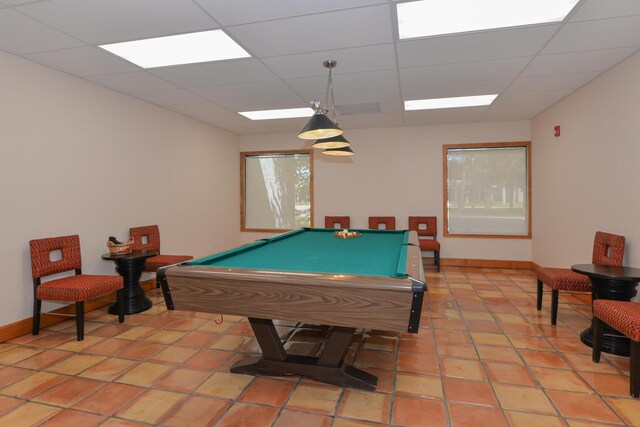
[[298, 112, 343, 140], [312, 134, 350, 149], [323, 145, 354, 156]]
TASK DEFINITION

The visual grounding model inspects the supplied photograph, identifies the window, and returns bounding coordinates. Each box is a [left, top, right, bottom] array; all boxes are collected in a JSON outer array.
[[443, 142, 531, 238], [241, 150, 313, 232]]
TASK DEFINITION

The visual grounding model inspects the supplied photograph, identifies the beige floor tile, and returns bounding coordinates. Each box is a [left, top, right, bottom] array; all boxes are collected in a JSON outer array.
[[116, 362, 174, 387], [286, 383, 342, 415], [194, 372, 253, 399], [493, 384, 557, 414], [117, 389, 186, 424], [46, 354, 106, 375], [0, 402, 61, 425]]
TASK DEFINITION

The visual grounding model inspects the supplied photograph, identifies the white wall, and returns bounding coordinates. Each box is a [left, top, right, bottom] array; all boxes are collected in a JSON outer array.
[[0, 51, 240, 326], [532, 51, 640, 267], [240, 121, 532, 261]]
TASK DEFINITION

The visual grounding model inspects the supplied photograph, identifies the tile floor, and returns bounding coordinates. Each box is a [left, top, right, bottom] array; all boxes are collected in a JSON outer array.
[[0, 267, 639, 426]]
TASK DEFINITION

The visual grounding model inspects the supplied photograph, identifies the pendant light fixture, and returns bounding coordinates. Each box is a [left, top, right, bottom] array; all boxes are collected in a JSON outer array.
[[298, 60, 344, 141], [323, 145, 355, 156], [312, 134, 350, 149]]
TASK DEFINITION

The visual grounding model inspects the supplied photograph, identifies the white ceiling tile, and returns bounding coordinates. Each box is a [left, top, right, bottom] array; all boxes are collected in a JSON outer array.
[[0, 9, 83, 54], [508, 71, 600, 92], [397, 25, 559, 68], [195, 0, 387, 26], [1, 0, 42, 4], [214, 95, 307, 112], [287, 69, 399, 95], [227, 5, 393, 57], [399, 57, 531, 87], [192, 80, 298, 102], [261, 117, 314, 133], [571, 0, 640, 22], [131, 89, 206, 106], [401, 79, 513, 100], [262, 44, 397, 79], [403, 108, 487, 126], [480, 110, 538, 121], [87, 71, 179, 93], [25, 46, 138, 77], [484, 101, 555, 116], [170, 102, 233, 117], [17, 0, 218, 44], [337, 112, 405, 129], [300, 87, 402, 112], [522, 47, 637, 76], [149, 59, 278, 88], [543, 15, 640, 54], [212, 120, 271, 134], [494, 89, 572, 105]]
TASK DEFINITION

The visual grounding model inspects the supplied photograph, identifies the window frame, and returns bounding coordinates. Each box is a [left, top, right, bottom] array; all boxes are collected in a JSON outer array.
[[240, 149, 314, 232], [442, 141, 532, 239]]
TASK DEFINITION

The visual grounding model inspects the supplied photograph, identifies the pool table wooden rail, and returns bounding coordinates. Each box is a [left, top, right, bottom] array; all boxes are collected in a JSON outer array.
[[160, 246, 424, 333]]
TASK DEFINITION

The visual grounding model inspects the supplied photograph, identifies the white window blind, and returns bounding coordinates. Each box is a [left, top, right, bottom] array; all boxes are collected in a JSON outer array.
[[243, 152, 312, 231], [446, 145, 529, 236]]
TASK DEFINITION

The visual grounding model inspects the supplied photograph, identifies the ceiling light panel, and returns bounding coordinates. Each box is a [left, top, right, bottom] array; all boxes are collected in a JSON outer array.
[[239, 108, 314, 120], [397, 0, 579, 39], [404, 94, 498, 110], [100, 29, 250, 68]]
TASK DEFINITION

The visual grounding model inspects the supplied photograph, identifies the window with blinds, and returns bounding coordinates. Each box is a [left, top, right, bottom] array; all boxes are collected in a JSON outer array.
[[443, 142, 531, 238], [241, 150, 313, 232]]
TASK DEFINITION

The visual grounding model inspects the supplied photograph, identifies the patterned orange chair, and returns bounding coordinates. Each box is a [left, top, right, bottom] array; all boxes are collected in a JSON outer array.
[[130, 225, 193, 287], [592, 300, 640, 397], [409, 216, 441, 272], [537, 231, 625, 325], [325, 216, 350, 229], [30, 235, 124, 341], [368, 216, 396, 230]]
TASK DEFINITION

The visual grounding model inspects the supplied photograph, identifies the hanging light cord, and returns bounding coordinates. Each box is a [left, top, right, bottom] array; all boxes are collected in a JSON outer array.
[[324, 63, 336, 122]]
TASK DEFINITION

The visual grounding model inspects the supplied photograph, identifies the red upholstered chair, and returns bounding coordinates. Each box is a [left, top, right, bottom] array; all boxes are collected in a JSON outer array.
[[369, 216, 396, 230], [29, 235, 124, 341], [592, 300, 640, 397], [537, 231, 625, 325], [130, 225, 193, 287], [409, 216, 441, 272], [325, 216, 350, 229]]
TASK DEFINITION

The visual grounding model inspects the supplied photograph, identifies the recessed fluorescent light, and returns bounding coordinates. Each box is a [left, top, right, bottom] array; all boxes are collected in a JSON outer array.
[[99, 29, 250, 68], [397, 0, 579, 39], [404, 94, 498, 111], [239, 108, 315, 120]]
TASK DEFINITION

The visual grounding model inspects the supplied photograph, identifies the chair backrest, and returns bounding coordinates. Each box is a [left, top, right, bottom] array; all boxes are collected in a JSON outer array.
[[29, 235, 82, 279], [130, 225, 161, 252], [592, 231, 625, 266], [408, 216, 437, 238], [369, 216, 396, 230], [325, 216, 350, 229]]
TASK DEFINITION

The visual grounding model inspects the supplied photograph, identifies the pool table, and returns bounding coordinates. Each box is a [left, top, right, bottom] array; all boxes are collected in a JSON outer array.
[[158, 228, 426, 390]]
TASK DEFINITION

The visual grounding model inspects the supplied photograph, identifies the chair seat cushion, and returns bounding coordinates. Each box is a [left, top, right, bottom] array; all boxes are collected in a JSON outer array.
[[594, 300, 640, 342], [419, 239, 440, 252], [37, 274, 123, 302], [537, 267, 591, 292], [144, 255, 193, 272]]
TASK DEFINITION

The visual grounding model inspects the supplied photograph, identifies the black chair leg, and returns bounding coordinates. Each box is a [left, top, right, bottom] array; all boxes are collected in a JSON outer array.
[[117, 289, 125, 323], [592, 317, 602, 363], [536, 280, 543, 311], [632, 340, 640, 398], [434, 251, 440, 272], [551, 289, 559, 326], [75, 301, 84, 341], [32, 298, 41, 335]]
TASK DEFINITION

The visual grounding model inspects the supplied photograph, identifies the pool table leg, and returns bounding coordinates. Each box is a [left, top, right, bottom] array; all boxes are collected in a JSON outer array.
[[231, 318, 378, 390]]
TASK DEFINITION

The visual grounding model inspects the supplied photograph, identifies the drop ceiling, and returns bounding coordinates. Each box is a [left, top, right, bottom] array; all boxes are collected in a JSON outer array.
[[1, 0, 639, 135]]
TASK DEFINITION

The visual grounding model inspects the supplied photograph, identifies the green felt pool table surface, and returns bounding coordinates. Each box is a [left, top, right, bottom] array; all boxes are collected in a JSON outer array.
[[189, 228, 410, 278]]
